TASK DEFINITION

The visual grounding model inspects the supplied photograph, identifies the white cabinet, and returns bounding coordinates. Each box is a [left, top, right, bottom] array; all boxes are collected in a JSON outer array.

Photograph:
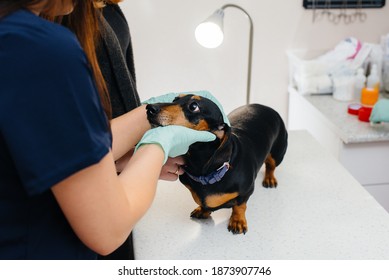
[[288, 86, 389, 212]]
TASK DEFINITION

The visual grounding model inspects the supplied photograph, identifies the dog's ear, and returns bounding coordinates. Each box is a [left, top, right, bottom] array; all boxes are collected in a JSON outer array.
[[218, 123, 226, 131], [213, 122, 230, 139], [172, 94, 187, 102]]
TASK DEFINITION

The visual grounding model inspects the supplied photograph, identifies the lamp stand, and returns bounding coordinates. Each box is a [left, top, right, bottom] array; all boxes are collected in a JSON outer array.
[[221, 4, 253, 104]]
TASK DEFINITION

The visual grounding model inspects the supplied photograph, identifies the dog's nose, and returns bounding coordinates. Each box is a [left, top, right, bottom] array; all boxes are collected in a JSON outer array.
[[146, 104, 161, 116]]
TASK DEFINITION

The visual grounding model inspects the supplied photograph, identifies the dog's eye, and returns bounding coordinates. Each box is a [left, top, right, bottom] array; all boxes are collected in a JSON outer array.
[[188, 102, 200, 112]]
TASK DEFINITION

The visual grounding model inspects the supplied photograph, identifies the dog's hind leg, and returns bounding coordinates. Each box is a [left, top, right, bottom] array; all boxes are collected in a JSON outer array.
[[262, 154, 278, 188], [228, 202, 248, 234]]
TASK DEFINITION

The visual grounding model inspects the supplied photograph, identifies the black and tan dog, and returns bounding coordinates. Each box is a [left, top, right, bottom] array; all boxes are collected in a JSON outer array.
[[146, 94, 288, 234]]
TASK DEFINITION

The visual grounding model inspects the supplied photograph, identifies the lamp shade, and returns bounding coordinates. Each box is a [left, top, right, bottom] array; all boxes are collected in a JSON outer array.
[[195, 9, 224, 48], [194, 4, 253, 104]]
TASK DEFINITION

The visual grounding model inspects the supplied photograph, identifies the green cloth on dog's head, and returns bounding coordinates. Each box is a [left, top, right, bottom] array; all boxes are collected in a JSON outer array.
[[142, 90, 230, 126]]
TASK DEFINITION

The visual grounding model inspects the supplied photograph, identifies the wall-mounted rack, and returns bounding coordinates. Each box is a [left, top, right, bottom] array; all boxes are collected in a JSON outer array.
[[303, 0, 385, 9]]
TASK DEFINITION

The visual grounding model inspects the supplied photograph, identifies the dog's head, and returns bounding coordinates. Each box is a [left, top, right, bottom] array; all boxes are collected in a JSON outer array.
[[146, 94, 232, 172], [146, 94, 228, 139]]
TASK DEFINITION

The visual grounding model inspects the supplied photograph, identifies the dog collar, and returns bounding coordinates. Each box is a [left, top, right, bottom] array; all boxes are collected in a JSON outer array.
[[184, 162, 230, 185]]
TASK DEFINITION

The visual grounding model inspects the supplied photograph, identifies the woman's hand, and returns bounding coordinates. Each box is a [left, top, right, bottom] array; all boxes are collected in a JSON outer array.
[[159, 156, 185, 181], [135, 125, 216, 163], [115, 149, 186, 181]]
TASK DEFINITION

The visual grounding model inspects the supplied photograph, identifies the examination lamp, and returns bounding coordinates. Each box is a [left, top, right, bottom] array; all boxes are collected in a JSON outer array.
[[195, 4, 253, 104]]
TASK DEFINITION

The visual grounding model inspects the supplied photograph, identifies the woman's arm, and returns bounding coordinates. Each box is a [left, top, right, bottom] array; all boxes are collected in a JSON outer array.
[[51, 120, 215, 255], [51, 145, 164, 256], [110, 105, 150, 161]]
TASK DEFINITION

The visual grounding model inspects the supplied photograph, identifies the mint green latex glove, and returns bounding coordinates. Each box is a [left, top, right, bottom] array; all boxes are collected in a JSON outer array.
[[135, 125, 216, 163], [370, 99, 389, 123], [142, 90, 230, 125]]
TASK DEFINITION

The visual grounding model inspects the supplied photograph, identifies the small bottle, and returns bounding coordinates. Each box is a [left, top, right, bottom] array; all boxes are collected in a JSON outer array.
[[360, 64, 379, 122], [367, 64, 380, 91], [353, 68, 366, 100], [361, 87, 379, 107], [359, 87, 377, 122]]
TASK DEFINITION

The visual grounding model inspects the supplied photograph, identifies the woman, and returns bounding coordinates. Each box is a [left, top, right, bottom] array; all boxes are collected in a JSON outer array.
[[0, 0, 216, 259], [94, 0, 140, 260], [63, 0, 188, 259]]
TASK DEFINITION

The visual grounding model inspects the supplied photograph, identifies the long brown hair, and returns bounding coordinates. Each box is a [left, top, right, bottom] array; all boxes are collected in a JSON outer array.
[[94, 0, 122, 8], [61, 2, 112, 119]]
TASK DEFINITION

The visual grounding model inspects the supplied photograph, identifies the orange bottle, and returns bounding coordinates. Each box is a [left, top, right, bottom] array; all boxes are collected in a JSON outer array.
[[360, 87, 379, 107]]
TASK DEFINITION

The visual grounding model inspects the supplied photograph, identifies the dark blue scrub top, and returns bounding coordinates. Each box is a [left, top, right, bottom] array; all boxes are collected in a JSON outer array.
[[0, 10, 112, 259]]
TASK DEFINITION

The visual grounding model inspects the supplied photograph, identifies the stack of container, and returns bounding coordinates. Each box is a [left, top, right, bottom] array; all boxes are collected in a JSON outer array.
[[348, 64, 380, 122]]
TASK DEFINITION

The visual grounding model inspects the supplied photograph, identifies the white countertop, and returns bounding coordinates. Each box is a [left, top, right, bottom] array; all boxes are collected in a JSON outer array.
[[132, 131, 389, 259], [300, 90, 389, 144]]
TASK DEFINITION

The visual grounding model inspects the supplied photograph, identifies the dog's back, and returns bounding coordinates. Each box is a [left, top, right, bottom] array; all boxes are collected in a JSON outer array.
[[229, 104, 288, 169]]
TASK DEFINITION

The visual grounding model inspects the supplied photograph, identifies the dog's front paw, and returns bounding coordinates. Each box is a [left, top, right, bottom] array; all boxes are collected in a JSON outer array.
[[262, 175, 278, 188], [228, 203, 248, 234], [190, 206, 211, 219], [228, 215, 248, 234]]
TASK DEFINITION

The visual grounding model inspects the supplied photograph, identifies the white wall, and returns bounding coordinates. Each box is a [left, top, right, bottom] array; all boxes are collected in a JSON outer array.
[[120, 0, 389, 122]]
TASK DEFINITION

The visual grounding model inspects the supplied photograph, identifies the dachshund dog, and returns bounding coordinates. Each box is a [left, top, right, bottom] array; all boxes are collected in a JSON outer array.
[[146, 94, 288, 234]]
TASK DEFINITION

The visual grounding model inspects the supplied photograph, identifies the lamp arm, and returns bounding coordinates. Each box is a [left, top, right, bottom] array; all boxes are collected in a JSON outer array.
[[221, 4, 253, 104]]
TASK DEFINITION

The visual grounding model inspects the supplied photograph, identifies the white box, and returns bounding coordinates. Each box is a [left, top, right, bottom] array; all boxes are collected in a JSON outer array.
[[286, 49, 330, 94]]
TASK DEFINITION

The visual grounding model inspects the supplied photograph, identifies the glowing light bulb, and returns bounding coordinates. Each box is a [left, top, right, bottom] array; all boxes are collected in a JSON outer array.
[[195, 21, 224, 48]]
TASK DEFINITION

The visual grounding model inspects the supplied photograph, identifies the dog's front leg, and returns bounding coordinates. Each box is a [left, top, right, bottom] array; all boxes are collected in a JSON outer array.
[[228, 202, 248, 234], [190, 206, 212, 219]]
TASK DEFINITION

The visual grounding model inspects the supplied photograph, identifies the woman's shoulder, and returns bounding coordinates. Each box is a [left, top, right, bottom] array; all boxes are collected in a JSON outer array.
[[1, 10, 83, 63]]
